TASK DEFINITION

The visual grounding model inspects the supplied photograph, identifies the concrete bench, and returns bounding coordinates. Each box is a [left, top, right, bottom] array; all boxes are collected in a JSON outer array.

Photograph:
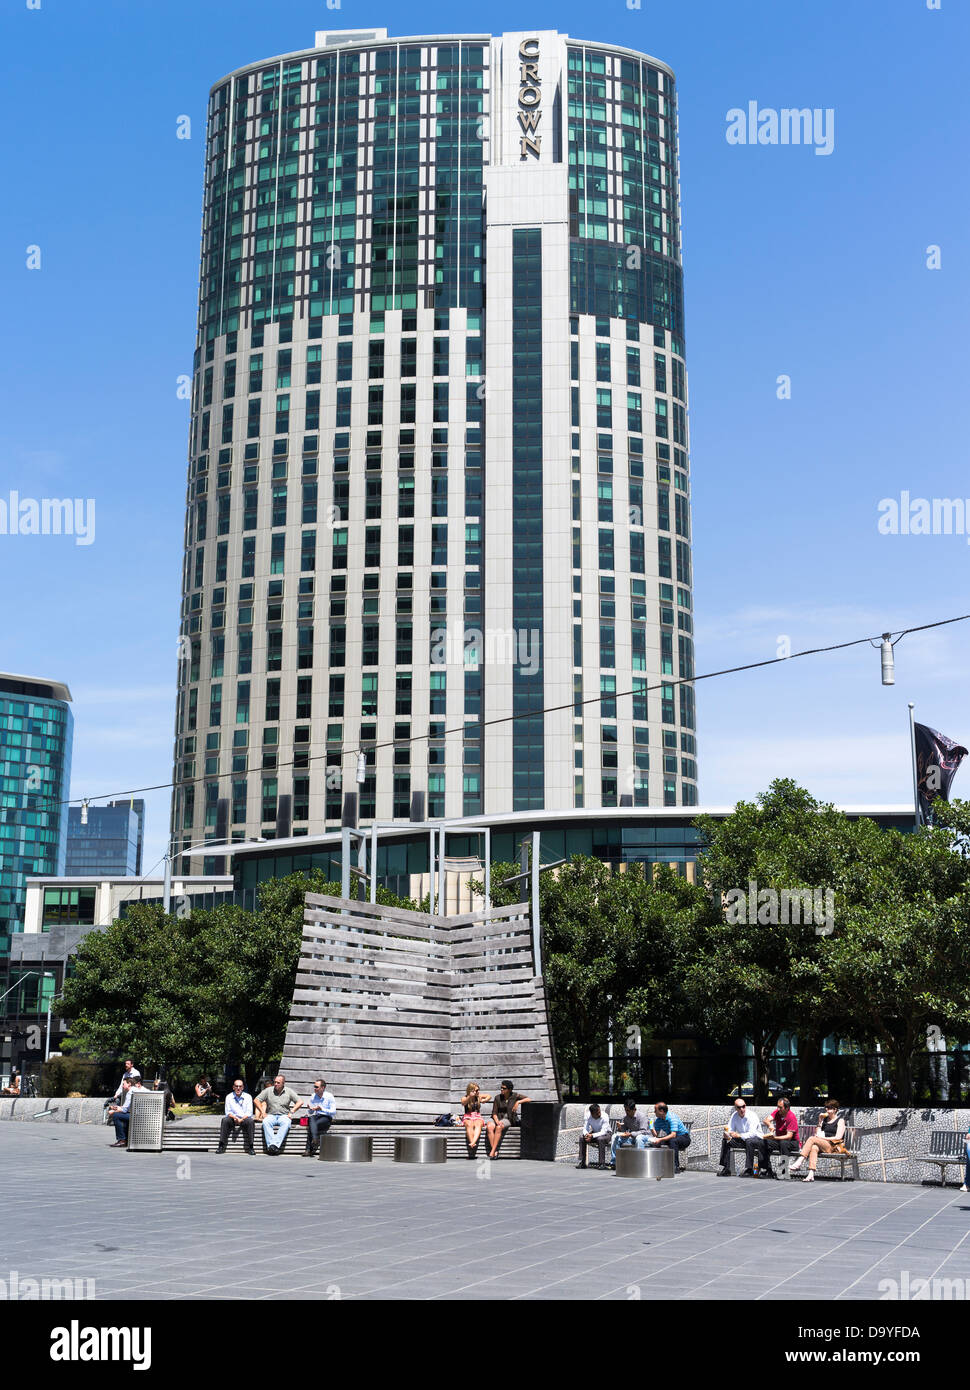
[[158, 1119, 520, 1160], [920, 1129, 967, 1186]]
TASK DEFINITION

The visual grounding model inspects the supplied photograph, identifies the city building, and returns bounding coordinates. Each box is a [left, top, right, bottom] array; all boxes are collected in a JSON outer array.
[[0, 673, 73, 961], [173, 28, 695, 867], [206, 804, 917, 911], [66, 799, 145, 877], [0, 873, 233, 1082]]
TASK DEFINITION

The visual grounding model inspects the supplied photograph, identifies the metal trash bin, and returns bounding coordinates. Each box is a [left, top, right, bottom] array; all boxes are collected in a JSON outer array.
[[394, 1134, 447, 1164], [317, 1133, 373, 1163], [127, 1092, 165, 1152], [616, 1144, 675, 1180]]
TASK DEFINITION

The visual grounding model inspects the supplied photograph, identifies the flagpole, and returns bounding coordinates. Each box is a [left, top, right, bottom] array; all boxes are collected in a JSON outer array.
[[908, 702, 920, 830]]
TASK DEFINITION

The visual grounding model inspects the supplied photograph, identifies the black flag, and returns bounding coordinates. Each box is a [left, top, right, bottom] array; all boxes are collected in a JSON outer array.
[[914, 722, 968, 823]]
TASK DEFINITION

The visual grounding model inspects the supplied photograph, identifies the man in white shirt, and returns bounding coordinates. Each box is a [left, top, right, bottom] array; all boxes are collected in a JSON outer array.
[[112, 1060, 141, 1098], [107, 1079, 135, 1147], [103, 1060, 141, 1120], [717, 1098, 763, 1176], [216, 1079, 256, 1155], [293, 1079, 337, 1156], [575, 1103, 613, 1170]]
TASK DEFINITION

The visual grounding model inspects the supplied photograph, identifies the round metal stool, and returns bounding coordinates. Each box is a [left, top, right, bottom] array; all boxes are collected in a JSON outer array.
[[317, 1133, 373, 1163], [616, 1144, 675, 1180], [394, 1134, 448, 1164]]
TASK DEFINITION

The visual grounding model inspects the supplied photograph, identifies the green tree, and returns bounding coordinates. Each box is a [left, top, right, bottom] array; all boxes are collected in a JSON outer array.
[[478, 855, 706, 1095], [59, 871, 415, 1091], [58, 902, 201, 1079], [825, 805, 970, 1104], [691, 782, 970, 1105]]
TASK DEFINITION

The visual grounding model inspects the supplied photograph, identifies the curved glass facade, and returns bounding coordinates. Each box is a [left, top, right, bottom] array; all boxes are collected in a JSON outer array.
[[172, 30, 696, 860]]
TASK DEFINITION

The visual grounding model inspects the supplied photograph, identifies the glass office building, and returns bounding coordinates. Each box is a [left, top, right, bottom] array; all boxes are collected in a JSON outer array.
[[0, 673, 73, 960], [65, 799, 145, 877], [172, 28, 695, 858]]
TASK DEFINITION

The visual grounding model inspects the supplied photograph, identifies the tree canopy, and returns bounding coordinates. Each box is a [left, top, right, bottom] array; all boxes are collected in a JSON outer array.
[[58, 872, 413, 1090]]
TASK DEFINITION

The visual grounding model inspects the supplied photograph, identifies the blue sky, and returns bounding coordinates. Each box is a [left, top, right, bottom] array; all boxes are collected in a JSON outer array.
[[1, 0, 968, 874]]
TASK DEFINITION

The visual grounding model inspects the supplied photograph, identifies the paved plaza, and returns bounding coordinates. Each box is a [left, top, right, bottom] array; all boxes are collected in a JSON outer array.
[[3, 1123, 970, 1301]]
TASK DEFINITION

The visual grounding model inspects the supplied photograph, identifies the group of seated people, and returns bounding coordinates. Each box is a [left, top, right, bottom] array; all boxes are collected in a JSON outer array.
[[104, 1062, 176, 1144], [456, 1081, 530, 1158], [579, 1100, 692, 1170], [717, 1096, 847, 1181], [577, 1095, 848, 1179], [217, 1074, 337, 1156]]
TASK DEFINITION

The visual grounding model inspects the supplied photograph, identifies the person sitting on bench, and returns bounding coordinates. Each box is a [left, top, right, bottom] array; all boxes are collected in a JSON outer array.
[[642, 1101, 691, 1172], [294, 1078, 337, 1157], [153, 1077, 176, 1122], [576, 1103, 612, 1169], [254, 1074, 301, 1154], [193, 1075, 220, 1105], [1, 1071, 20, 1097], [107, 1078, 133, 1147], [216, 1079, 255, 1155], [103, 1059, 140, 1116], [717, 1098, 762, 1176], [757, 1096, 799, 1178], [789, 1099, 846, 1182], [608, 1100, 648, 1168], [457, 1082, 491, 1156], [486, 1080, 530, 1159]]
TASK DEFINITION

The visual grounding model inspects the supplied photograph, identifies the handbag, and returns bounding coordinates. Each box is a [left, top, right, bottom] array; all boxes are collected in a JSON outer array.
[[434, 1113, 455, 1127]]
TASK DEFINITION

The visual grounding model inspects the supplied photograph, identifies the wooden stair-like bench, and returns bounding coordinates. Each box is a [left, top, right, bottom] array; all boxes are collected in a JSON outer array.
[[159, 1120, 521, 1161]]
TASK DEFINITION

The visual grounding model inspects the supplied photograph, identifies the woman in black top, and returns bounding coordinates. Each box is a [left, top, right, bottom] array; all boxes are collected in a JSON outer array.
[[789, 1099, 846, 1182]]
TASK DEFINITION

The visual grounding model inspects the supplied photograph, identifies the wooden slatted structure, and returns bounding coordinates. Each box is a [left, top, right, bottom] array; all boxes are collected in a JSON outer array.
[[280, 894, 560, 1122]]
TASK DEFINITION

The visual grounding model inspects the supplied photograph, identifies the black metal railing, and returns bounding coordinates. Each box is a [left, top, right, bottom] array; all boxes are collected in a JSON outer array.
[[562, 1049, 970, 1107]]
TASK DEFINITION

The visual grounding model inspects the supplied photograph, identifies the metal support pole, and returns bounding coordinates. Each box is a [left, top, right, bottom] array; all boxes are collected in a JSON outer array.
[[438, 825, 447, 916], [162, 853, 172, 915], [45, 1002, 52, 1063], [429, 829, 436, 916], [357, 835, 367, 900], [370, 821, 379, 904], [483, 827, 491, 913], [908, 701, 920, 829], [341, 825, 351, 902], [531, 829, 542, 977]]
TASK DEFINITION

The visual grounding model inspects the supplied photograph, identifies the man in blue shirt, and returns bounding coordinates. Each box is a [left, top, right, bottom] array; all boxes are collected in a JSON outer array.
[[638, 1101, 691, 1172], [294, 1078, 337, 1157]]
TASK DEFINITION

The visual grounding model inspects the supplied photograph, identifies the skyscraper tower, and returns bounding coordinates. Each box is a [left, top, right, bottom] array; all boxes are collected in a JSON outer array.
[[0, 673, 73, 954], [172, 28, 696, 859]]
